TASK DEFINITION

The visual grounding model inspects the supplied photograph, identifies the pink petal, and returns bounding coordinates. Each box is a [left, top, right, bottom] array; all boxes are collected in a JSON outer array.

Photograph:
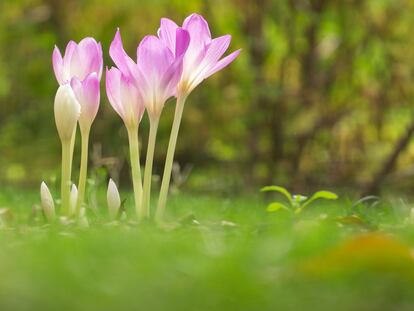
[[63, 41, 77, 62], [77, 38, 102, 68], [182, 14, 211, 68], [137, 35, 174, 82], [52, 46, 64, 85], [175, 28, 190, 57], [109, 29, 138, 81], [181, 43, 208, 85], [203, 35, 231, 68], [205, 49, 241, 78], [105, 67, 124, 119], [61, 41, 77, 80], [183, 13, 211, 46], [70, 76, 82, 96], [160, 55, 184, 100], [70, 37, 102, 81], [120, 74, 145, 125], [181, 15, 211, 78], [187, 35, 232, 86], [80, 72, 100, 124], [157, 18, 179, 54]]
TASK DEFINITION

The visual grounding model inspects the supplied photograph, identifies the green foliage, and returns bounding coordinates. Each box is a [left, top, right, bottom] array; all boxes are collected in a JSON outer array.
[[1, 189, 414, 310], [261, 185, 338, 214]]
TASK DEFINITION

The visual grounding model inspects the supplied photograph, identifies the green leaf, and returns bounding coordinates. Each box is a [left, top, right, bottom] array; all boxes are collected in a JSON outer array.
[[260, 185, 293, 206], [302, 190, 338, 209], [293, 195, 308, 203], [266, 202, 290, 212]]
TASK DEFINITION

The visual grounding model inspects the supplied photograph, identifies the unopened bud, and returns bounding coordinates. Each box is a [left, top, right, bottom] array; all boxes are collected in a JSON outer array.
[[54, 84, 81, 142], [40, 182, 56, 222], [107, 179, 121, 220]]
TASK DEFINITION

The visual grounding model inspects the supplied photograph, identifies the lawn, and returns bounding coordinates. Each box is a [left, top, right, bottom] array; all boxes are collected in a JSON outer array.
[[1, 189, 414, 311]]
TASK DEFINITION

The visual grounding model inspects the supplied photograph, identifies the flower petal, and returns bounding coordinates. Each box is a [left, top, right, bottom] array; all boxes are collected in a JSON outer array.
[[70, 37, 103, 81], [205, 49, 241, 78], [109, 29, 138, 81], [105, 67, 124, 119], [157, 18, 179, 54], [120, 74, 144, 127], [52, 46, 64, 85], [160, 55, 184, 100], [63, 41, 77, 62], [183, 13, 211, 47], [137, 35, 174, 81], [62, 41, 77, 82], [187, 35, 232, 86], [204, 35, 231, 68], [181, 15, 211, 81], [71, 73, 100, 129], [175, 28, 190, 57]]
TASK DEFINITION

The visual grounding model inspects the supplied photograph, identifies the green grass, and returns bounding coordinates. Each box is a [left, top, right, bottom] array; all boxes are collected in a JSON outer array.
[[1, 188, 414, 310]]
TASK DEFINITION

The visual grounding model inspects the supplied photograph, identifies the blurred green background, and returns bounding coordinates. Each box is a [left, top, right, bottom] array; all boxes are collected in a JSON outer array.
[[1, 0, 414, 196]]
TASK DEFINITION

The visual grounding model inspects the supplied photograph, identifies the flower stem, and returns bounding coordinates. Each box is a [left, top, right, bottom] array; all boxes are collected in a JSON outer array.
[[69, 126, 77, 174], [127, 126, 143, 220], [142, 117, 159, 219], [76, 127, 90, 216], [156, 94, 187, 224], [61, 140, 72, 215]]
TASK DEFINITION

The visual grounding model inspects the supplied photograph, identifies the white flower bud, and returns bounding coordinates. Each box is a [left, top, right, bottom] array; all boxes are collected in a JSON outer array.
[[40, 182, 56, 222], [54, 84, 81, 142], [107, 179, 121, 220], [69, 184, 78, 216]]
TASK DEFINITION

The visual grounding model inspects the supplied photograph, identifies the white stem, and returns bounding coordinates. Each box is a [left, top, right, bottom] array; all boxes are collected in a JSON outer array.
[[127, 126, 143, 220], [142, 117, 159, 219], [156, 94, 187, 224]]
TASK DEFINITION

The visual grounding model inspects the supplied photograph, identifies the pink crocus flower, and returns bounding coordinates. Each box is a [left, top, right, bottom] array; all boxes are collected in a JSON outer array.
[[52, 38, 103, 130], [155, 13, 240, 223], [157, 13, 241, 94], [52, 38, 103, 85], [108, 28, 190, 119]]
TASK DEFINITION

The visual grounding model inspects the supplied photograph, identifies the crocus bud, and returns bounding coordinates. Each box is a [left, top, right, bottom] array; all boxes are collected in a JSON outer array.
[[69, 184, 78, 216], [40, 182, 56, 222], [54, 84, 81, 142], [107, 179, 121, 220]]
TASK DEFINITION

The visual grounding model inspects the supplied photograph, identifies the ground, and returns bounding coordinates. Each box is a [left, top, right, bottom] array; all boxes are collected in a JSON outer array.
[[1, 188, 414, 311]]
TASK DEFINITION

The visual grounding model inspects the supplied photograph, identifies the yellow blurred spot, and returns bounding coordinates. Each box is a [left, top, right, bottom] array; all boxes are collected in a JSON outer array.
[[302, 233, 414, 279], [6, 163, 26, 182]]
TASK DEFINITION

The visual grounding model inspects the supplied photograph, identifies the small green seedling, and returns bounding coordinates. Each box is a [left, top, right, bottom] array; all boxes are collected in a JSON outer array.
[[260, 185, 338, 214]]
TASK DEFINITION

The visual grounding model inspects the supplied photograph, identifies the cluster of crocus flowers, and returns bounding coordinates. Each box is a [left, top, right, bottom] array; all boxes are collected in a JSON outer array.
[[40, 13, 239, 224], [106, 27, 190, 220], [41, 38, 103, 219]]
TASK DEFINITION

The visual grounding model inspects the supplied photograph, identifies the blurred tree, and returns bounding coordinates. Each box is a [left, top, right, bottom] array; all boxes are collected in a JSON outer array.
[[0, 0, 414, 196]]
